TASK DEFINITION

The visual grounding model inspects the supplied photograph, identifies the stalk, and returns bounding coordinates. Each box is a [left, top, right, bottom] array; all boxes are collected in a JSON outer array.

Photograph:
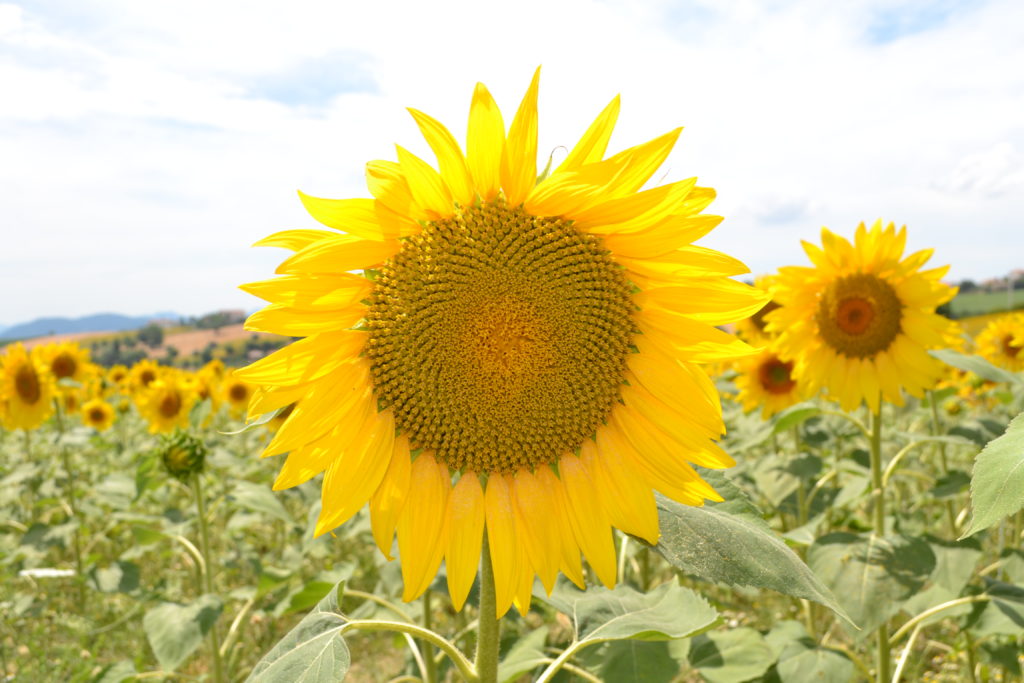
[[192, 474, 225, 683], [928, 392, 959, 537], [54, 401, 84, 606], [869, 403, 891, 683], [421, 589, 438, 683], [475, 533, 499, 683]]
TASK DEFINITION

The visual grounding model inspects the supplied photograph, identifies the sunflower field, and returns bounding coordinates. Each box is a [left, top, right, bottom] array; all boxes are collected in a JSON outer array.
[[3, 72, 1024, 683]]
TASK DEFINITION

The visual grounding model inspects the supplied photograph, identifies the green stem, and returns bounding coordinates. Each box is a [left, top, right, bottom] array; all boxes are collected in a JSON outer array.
[[340, 620, 477, 682], [928, 392, 959, 538], [869, 403, 891, 683], [54, 402, 85, 607], [422, 589, 438, 683], [475, 533, 499, 683], [192, 474, 225, 683]]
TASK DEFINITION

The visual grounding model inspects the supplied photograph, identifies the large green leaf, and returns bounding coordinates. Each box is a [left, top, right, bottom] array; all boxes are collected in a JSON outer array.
[[653, 494, 849, 621], [88, 561, 141, 594], [579, 640, 680, 683], [763, 620, 854, 683], [807, 533, 934, 637], [143, 594, 223, 672], [247, 581, 350, 683], [902, 536, 982, 620], [772, 403, 823, 435], [232, 480, 295, 525], [929, 349, 1023, 385], [686, 628, 775, 683], [539, 579, 718, 645], [961, 411, 1024, 537], [497, 625, 549, 683]]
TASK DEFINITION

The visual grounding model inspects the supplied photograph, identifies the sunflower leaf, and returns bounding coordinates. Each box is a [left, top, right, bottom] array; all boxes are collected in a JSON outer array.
[[960, 411, 1024, 538], [248, 580, 349, 683], [653, 494, 852, 625], [928, 349, 1023, 385], [143, 595, 223, 672]]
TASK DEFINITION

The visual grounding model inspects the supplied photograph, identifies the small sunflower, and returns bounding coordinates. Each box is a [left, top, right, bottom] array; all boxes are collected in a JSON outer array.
[[734, 276, 781, 346], [138, 373, 196, 434], [82, 398, 115, 431], [240, 70, 765, 617], [975, 312, 1024, 372], [734, 348, 805, 418], [0, 344, 55, 430], [129, 358, 163, 397], [768, 221, 956, 412], [222, 371, 252, 417], [39, 341, 93, 386], [106, 364, 130, 391]]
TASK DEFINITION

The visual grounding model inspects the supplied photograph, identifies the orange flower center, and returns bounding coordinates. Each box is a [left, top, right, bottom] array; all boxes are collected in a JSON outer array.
[[836, 297, 875, 335], [758, 357, 796, 395], [816, 273, 902, 358]]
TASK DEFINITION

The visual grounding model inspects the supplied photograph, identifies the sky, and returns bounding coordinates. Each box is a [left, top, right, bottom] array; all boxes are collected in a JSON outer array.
[[1, 0, 1023, 325]]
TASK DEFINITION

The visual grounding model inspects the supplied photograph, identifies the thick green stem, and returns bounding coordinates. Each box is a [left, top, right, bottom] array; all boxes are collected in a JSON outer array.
[[869, 404, 891, 683], [421, 589, 438, 683], [475, 533, 499, 683], [192, 475, 225, 683]]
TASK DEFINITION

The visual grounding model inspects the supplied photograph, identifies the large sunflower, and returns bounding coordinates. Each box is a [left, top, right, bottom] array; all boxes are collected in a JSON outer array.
[[82, 398, 116, 431], [0, 344, 55, 430], [975, 311, 1024, 372], [39, 341, 93, 388], [240, 70, 766, 617], [768, 221, 956, 412]]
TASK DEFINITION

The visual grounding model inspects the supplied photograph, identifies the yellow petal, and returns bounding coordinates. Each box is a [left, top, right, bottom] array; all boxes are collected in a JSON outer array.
[[396, 145, 454, 219], [583, 438, 659, 544], [316, 410, 396, 535], [636, 279, 769, 325], [245, 303, 364, 337], [603, 213, 722, 259], [635, 308, 757, 362], [408, 108, 475, 207], [240, 273, 371, 310], [536, 466, 585, 589], [398, 454, 451, 602], [484, 473, 520, 618], [247, 384, 308, 419], [370, 435, 412, 559], [617, 246, 750, 282], [500, 67, 540, 206], [276, 235, 400, 275], [556, 95, 620, 173], [297, 193, 415, 240], [253, 229, 338, 251], [233, 331, 365, 385], [445, 473, 485, 611], [511, 469, 560, 594], [466, 83, 504, 201], [572, 178, 696, 231], [599, 128, 681, 197], [366, 160, 431, 222], [558, 453, 617, 587]]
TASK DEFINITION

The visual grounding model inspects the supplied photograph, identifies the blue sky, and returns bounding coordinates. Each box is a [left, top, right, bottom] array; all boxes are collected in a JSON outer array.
[[1, 0, 1023, 324]]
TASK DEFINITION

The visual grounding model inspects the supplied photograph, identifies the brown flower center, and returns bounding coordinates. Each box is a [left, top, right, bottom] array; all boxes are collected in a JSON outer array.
[[749, 300, 780, 333], [89, 407, 106, 422], [816, 273, 902, 358], [140, 369, 156, 387], [15, 365, 41, 404], [367, 201, 635, 474], [159, 392, 182, 418], [229, 383, 249, 402], [758, 357, 796, 395], [51, 352, 77, 379], [1002, 334, 1022, 358]]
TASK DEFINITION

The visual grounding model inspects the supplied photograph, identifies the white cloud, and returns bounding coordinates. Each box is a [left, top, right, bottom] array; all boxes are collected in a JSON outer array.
[[1, 0, 1023, 322]]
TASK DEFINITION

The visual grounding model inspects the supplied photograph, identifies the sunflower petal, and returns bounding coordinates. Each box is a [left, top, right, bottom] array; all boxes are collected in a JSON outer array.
[[445, 473, 485, 611], [500, 67, 540, 205], [466, 83, 505, 201]]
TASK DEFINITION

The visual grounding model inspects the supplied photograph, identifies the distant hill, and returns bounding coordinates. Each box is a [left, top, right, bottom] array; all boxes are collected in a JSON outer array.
[[2, 312, 181, 340]]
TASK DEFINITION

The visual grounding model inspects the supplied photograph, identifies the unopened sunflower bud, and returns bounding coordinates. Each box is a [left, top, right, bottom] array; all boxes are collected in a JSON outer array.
[[160, 431, 207, 480]]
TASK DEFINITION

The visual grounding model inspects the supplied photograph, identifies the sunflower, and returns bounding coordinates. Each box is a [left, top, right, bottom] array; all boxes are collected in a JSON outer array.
[[222, 370, 252, 417], [975, 312, 1024, 372], [734, 276, 780, 346], [39, 341, 93, 386], [138, 373, 196, 434], [106, 364, 130, 391], [129, 358, 163, 397], [0, 344, 55, 430], [734, 347, 806, 418], [239, 70, 765, 617], [81, 398, 115, 431], [768, 221, 956, 413]]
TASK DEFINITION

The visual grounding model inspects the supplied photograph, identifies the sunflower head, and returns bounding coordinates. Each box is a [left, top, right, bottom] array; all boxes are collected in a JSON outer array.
[[160, 430, 207, 480], [138, 372, 196, 434], [129, 359, 163, 396], [239, 70, 765, 617], [222, 371, 252, 416], [82, 398, 115, 431], [39, 342, 93, 385], [975, 312, 1024, 372], [734, 347, 805, 418], [106, 364, 129, 389], [769, 221, 957, 412], [0, 344, 55, 430]]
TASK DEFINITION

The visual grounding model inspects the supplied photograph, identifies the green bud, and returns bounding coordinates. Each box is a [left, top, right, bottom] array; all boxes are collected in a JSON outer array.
[[160, 430, 208, 480]]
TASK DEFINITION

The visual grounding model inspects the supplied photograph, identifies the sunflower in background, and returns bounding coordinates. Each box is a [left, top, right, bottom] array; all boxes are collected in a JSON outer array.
[[129, 358, 162, 397], [81, 398, 115, 431], [138, 371, 196, 434], [221, 370, 252, 418], [768, 221, 956, 412], [734, 276, 780, 346], [975, 311, 1024, 372], [39, 341, 93, 387], [106, 365, 130, 393], [734, 348, 806, 418], [0, 344, 55, 430], [239, 70, 766, 617]]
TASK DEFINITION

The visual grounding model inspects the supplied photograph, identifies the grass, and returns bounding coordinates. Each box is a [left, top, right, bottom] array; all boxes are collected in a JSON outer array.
[[949, 289, 1024, 318]]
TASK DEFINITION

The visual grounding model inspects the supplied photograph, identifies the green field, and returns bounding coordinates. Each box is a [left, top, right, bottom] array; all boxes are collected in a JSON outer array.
[[949, 289, 1024, 317]]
